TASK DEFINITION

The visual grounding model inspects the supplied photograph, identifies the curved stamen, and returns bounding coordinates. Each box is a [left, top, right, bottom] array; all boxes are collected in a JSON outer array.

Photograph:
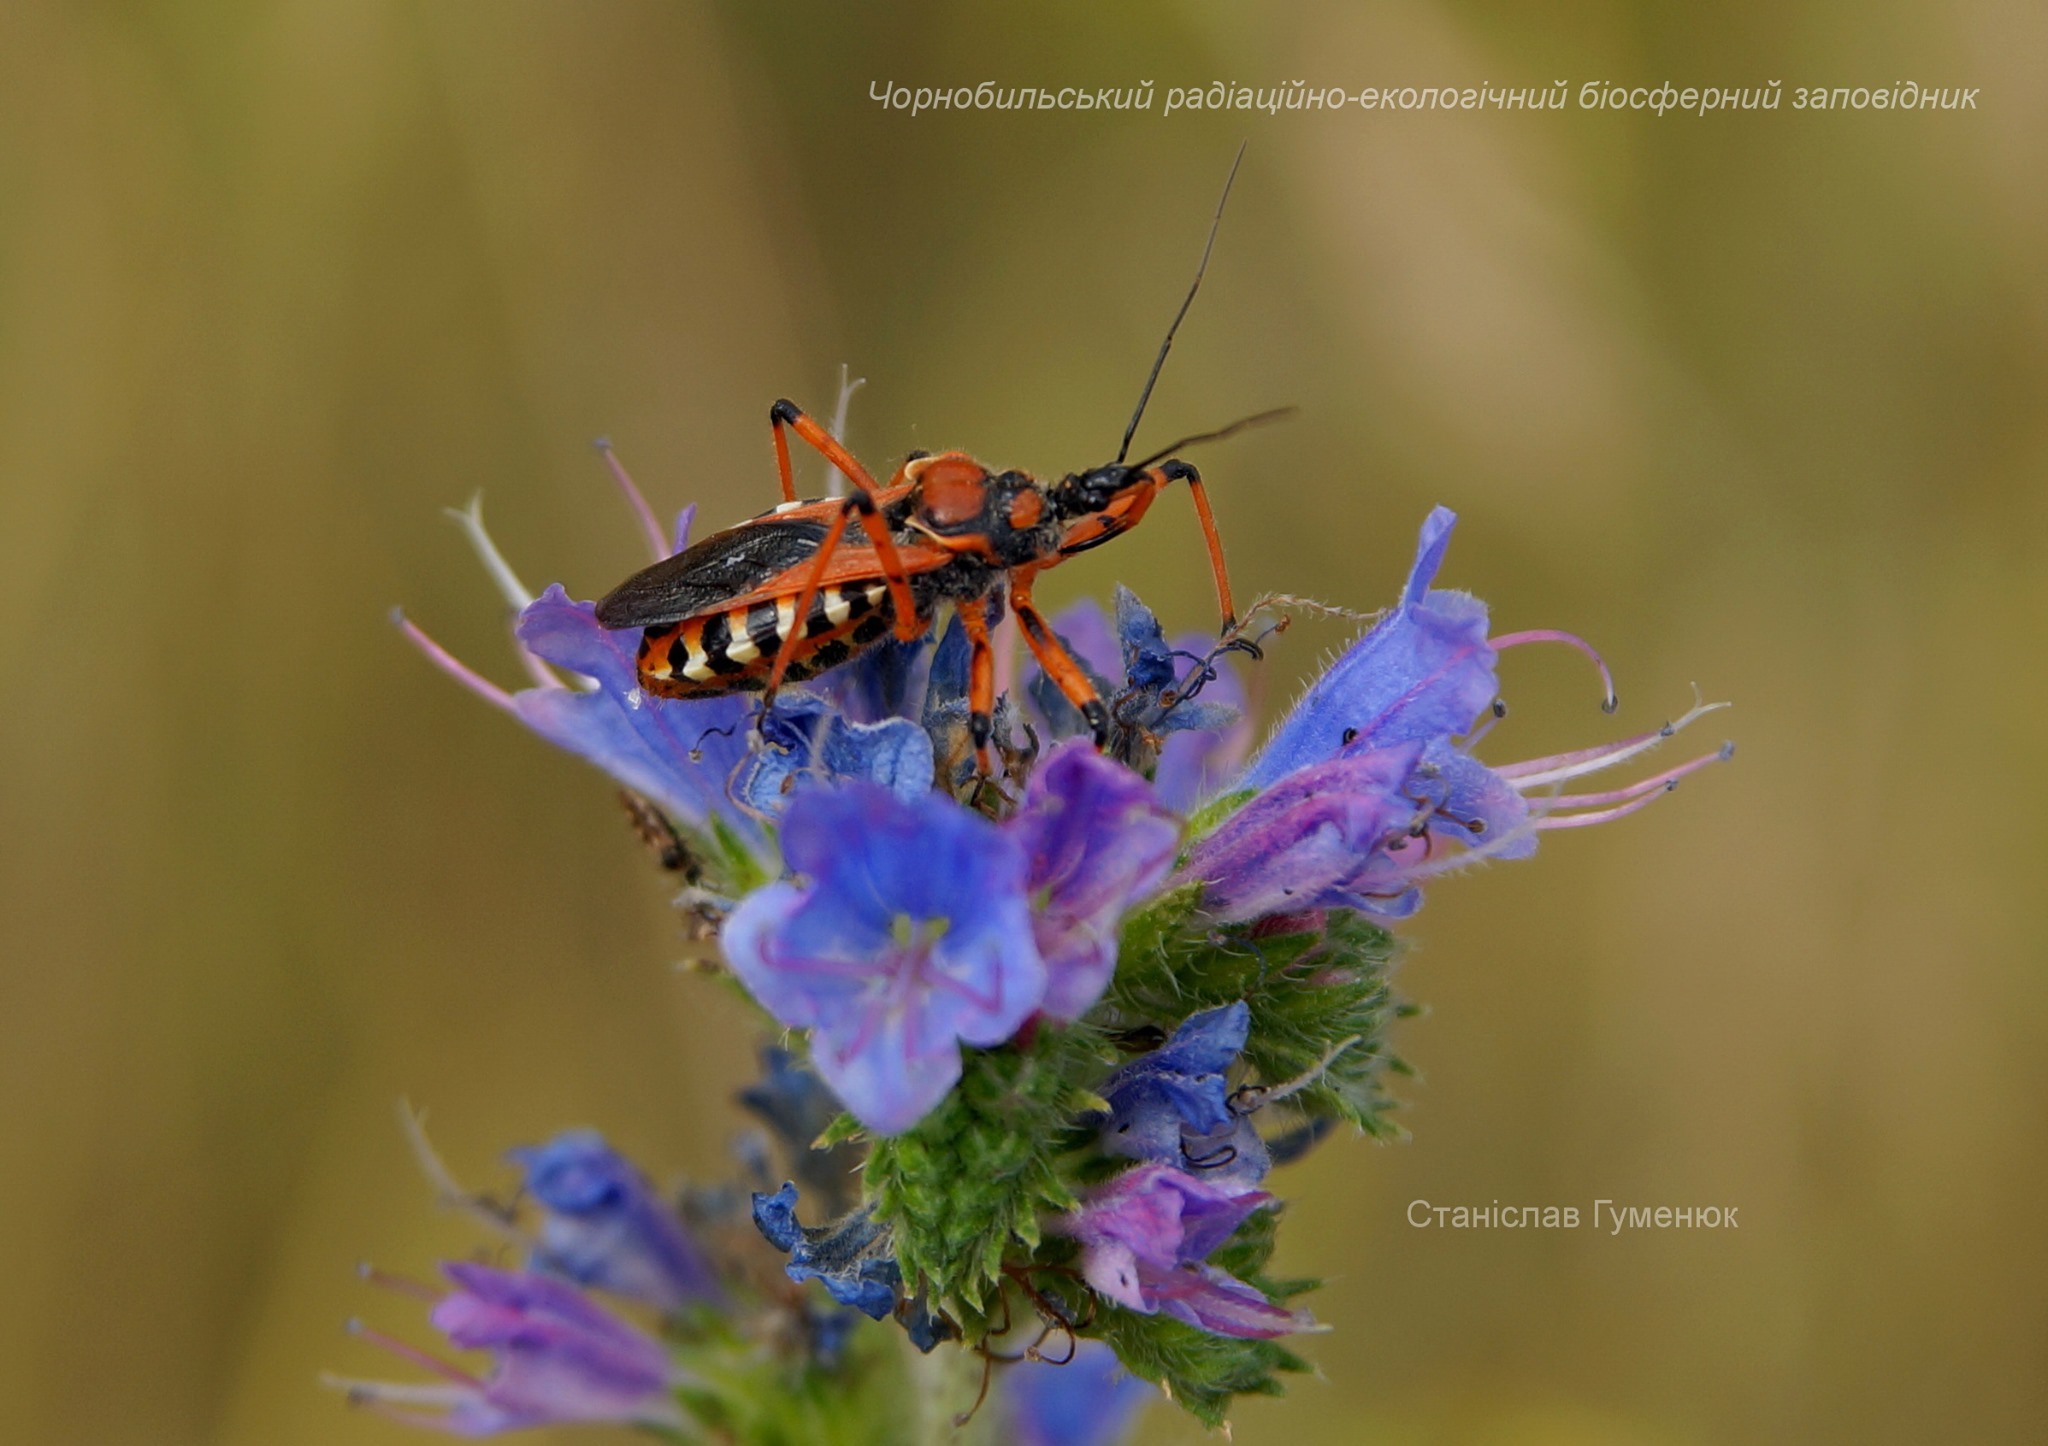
[[442, 496, 567, 691], [1529, 742, 1733, 815], [1498, 697, 1728, 788], [1534, 784, 1689, 830], [321, 1373, 466, 1410], [445, 495, 534, 611], [343, 1322, 484, 1388], [1490, 629, 1618, 713], [394, 613, 517, 717], [595, 437, 670, 563]]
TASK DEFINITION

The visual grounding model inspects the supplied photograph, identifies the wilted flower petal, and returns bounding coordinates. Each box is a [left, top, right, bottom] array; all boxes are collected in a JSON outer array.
[[507, 1130, 723, 1312], [751, 1182, 901, 1320]]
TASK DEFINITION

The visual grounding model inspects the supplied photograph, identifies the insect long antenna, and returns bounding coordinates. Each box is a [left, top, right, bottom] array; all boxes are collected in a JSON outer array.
[[1130, 404, 1297, 471], [1114, 141, 1247, 465]]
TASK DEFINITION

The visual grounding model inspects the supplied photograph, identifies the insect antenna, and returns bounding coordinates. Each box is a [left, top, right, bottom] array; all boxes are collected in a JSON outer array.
[[1129, 403, 1297, 470], [1114, 140, 1248, 465]]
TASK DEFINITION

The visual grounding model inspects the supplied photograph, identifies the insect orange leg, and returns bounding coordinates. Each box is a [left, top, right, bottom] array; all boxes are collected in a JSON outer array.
[[1161, 460, 1237, 631], [957, 596, 999, 773], [770, 399, 921, 633], [1010, 568, 1110, 747], [759, 495, 867, 709]]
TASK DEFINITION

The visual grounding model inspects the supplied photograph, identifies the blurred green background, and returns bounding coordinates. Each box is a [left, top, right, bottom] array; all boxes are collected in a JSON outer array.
[[3, 3, 2043, 1443]]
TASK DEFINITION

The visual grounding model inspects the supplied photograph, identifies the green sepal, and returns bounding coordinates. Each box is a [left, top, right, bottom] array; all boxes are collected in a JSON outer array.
[[706, 814, 774, 897], [1183, 786, 1255, 841], [1104, 902, 1409, 1137], [865, 1020, 1113, 1336]]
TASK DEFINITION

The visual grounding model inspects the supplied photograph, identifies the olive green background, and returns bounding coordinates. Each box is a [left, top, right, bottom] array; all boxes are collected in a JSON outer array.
[[2, 4, 2042, 1444]]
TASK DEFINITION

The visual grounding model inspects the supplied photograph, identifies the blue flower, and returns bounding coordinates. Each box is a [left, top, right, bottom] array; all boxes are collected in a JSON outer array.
[[1188, 508, 1731, 922], [513, 586, 760, 836], [397, 494, 762, 845], [722, 783, 1047, 1135], [1239, 506, 1497, 790], [1010, 739, 1181, 1020], [731, 692, 937, 816], [1097, 1003, 1250, 1157], [1054, 1163, 1312, 1339], [1000, 1340, 1154, 1446], [333, 1263, 685, 1436], [507, 1130, 723, 1313], [751, 1182, 901, 1321]]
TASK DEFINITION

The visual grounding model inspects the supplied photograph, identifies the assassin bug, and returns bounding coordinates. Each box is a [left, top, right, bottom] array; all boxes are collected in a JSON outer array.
[[593, 150, 1280, 768]]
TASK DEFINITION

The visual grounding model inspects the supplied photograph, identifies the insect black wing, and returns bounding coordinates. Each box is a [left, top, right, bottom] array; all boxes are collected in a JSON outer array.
[[594, 515, 828, 629]]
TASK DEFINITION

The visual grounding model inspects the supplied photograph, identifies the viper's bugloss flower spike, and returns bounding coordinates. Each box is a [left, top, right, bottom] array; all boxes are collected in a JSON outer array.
[[1054, 1163, 1314, 1339], [722, 782, 1047, 1135], [506, 1130, 724, 1312], [1010, 739, 1180, 1020], [1000, 1340, 1155, 1446], [331, 1263, 686, 1436], [751, 1182, 902, 1320]]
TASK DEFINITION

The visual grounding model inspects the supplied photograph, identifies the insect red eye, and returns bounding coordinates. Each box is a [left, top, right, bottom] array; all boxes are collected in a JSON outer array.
[[1007, 490, 1044, 530]]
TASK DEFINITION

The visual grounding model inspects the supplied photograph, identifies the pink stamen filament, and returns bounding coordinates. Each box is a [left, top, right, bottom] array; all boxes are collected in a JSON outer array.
[[324, 1375, 467, 1409], [596, 438, 671, 563], [357, 1263, 442, 1303], [1490, 629, 1618, 712], [394, 614, 516, 717], [1532, 785, 1687, 830], [1498, 698, 1728, 788], [1530, 743, 1732, 815], [345, 1321, 485, 1388]]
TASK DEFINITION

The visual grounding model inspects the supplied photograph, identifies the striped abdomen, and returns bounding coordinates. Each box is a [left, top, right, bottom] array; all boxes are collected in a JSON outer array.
[[634, 581, 903, 698]]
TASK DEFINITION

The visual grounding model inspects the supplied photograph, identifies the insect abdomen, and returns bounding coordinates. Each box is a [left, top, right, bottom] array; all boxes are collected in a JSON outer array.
[[634, 582, 899, 698]]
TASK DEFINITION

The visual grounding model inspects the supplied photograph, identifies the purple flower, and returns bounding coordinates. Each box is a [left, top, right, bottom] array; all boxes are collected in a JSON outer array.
[[1000, 1340, 1154, 1446], [334, 1263, 684, 1436], [507, 1130, 723, 1313], [722, 783, 1047, 1135], [1010, 740, 1180, 1020], [1179, 745, 1425, 920], [1054, 1164, 1313, 1339], [1189, 507, 1731, 921]]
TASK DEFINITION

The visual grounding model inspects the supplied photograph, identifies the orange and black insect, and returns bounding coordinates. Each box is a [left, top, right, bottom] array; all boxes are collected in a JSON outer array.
[[593, 151, 1280, 767]]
